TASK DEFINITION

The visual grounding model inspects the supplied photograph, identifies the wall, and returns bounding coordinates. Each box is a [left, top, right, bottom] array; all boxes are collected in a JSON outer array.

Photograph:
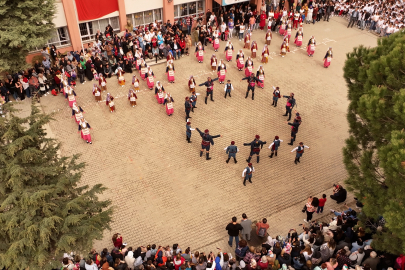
[[125, 0, 163, 14], [173, 0, 199, 4], [54, 1, 68, 28]]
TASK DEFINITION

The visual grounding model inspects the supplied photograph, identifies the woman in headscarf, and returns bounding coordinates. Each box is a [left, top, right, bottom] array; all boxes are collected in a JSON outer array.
[[71, 102, 84, 124], [138, 58, 148, 80], [132, 75, 140, 92], [155, 81, 165, 104], [106, 93, 115, 112], [294, 29, 304, 47], [256, 66, 265, 89], [217, 60, 227, 84], [258, 256, 268, 270], [244, 56, 254, 77], [85, 60, 93, 80], [166, 61, 175, 83], [215, 250, 224, 270], [37, 73, 48, 97], [323, 47, 333, 68], [92, 83, 102, 102], [195, 42, 205, 63], [117, 67, 125, 87], [224, 41, 234, 62], [212, 31, 220, 52], [210, 54, 218, 72], [188, 76, 196, 92], [307, 36, 316, 57], [285, 23, 292, 40], [236, 49, 245, 71], [65, 86, 77, 108], [125, 251, 135, 270], [145, 66, 155, 90], [78, 117, 92, 144], [261, 45, 270, 63], [251, 41, 258, 58], [244, 31, 251, 49], [164, 93, 174, 116], [166, 51, 174, 64], [128, 88, 138, 107], [99, 73, 107, 91]]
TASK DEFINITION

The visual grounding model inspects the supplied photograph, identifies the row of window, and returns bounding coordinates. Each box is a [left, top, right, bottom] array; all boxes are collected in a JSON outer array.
[[174, 0, 204, 18]]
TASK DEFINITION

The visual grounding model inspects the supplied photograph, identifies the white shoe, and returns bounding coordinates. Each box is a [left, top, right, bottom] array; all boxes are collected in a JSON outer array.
[[122, 85, 124, 87], [303, 219, 308, 223]]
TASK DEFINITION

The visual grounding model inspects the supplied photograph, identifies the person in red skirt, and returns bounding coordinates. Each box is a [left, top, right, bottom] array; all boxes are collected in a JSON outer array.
[[213, 34, 220, 52], [138, 59, 148, 80], [65, 86, 77, 108], [78, 117, 92, 144], [210, 54, 218, 72], [256, 66, 265, 89], [244, 32, 251, 49], [224, 41, 234, 62], [251, 41, 258, 58], [128, 88, 138, 107], [259, 11, 267, 30], [195, 42, 205, 63], [265, 30, 272, 46], [307, 36, 316, 57], [164, 93, 174, 116], [92, 83, 102, 102], [323, 47, 333, 68], [217, 60, 227, 84], [244, 57, 254, 77], [236, 50, 245, 71], [106, 93, 115, 112], [99, 73, 107, 92], [261, 45, 270, 63], [166, 51, 174, 64], [145, 67, 155, 90], [166, 61, 175, 83], [155, 81, 166, 105], [188, 76, 196, 92], [294, 30, 304, 47], [71, 102, 84, 124]]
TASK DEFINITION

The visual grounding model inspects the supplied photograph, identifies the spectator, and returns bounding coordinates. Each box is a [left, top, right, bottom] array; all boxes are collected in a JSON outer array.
[[241, 213, 252, 241], [226, 216, 243, 247], [235, 239, 249, 261], [317, 194, 327, 213], [256, 218, 269, 238], [363, 251, 380, 270], [304, 197, 318, 223], [42, 57, 51, 71], [330, 185, 347, 203]]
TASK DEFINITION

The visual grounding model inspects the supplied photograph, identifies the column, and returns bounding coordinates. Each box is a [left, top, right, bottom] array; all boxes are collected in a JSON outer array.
[[61, 0, 82, 51], [117, 0, 127, 31], [163, 0, 174, 25]]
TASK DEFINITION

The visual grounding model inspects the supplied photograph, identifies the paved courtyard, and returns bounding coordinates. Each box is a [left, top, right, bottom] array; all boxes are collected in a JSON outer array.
[[17, 17, 377, 253]]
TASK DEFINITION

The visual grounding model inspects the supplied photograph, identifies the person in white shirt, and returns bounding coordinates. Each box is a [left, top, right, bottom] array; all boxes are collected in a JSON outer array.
[[224, 79, 234, 98], [242, 163, 255, 186], [291, 142, 310, 164], [268, 136, 283, 158]]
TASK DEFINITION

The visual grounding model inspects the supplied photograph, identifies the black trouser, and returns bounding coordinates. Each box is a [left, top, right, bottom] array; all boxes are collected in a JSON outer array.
[[79, 73, 85, 83], [348, 18, 357, 28], [245, 86, 255, 99], [205, 91, 213, 103], [272, 98, 278, 106], [317, 13, 322, 21], [221, 32, 225, 40], [285, 106, 292, 120], [185, 109, 191, 120], [225, 90, 231, 98], [306, 210, 314, 221], [324, 12, 330, 21]]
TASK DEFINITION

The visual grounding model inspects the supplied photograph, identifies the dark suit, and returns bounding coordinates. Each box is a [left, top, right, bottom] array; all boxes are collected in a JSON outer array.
[[348, 11, 359, 28]]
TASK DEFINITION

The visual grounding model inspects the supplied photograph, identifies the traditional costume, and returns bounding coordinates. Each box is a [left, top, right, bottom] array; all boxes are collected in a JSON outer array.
[[244, 33, 251, 49], [71, 103, 84, 124], [65, 86, 77, 107], [139, 59, 148, 80], [272, 86, 281, 107], [236, 50, 245, 71], [78, 117, 92, 144], [307, 36, 316, 57], [217, 60, 227, 84], [285, 23, 292, 40], [92, 83, 102, 102], [166, 61, 175, 83], [213, 35, 220, 52], [294, 30, 304, 47], [224, 41, 234, 62], [188, 76, 196, 92], [251, 41, 258, 58], [135, 54, 143, 71], [279, 20, 286, 36], [99, 73, 107, 91], [261, 45, 270, 63], [256, 66, 265, 89], [145, 67, 155, 89], [163, 93, 174, 116], [155, 81, 165, 104], [323, 47, 333, 68], [132, 75, 140, 91], [117, 67, 125, 87], [106, 93, 115, 112], [128, 89, 138, 107], [195, 42, 204, 63], [265, 30, 272, 46], [244, 57, 254, 77], [210, 55, 218, 72]]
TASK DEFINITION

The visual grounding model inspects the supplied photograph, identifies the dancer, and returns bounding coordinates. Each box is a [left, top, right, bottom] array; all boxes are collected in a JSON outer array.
[[185, 97, 192, 121], [282, 92, 296, 120], [117, 67, 125, 87], [99, 73, 107, 91], [307, 36, 316, 57], [261, 45, 270, 64], [272, 86, 281, 107], [224, 80, 234, 98], [244, 32, 251, 49], [294, 30, 304, 47], [285, 23, 292, 40], [132, 75, 140, 92], [71, 102, 84, 124], [225, 141, 239, 163], [128, 88, 138, 107], [155, 81, 165, 104], [213, 34, 220, 52], [210, 54, 218, 72], [190, 91, 198, 111], [244, 56, 254, 77], [139, 59, 148, 80], [199, 77, 219, 104], [188, 76, 196, 92], [106, 93, 115, 112], [224, 41, 234, 62], [251, 41, 258, 58], [166, 61, 175, 83], [265, 30, 272, 46], [244, 135, 267, 163], [287, 113, 301, 145], [196, 128, 222, 160], [92, 83, 102, 102], [268, 136, 283, 158], [195, 42, 205, 63], [78, 117, 92, 144], [279, 19, 286, 36], [145, 67, 155, 90], [280, 40, 288, 57], [217, 60, 227, 84], [65, 86, 77, 108], [164, 92, 174, 116], [186, 120, 195, 143], [256, 66, 265, 89], [236, 49, 245, 71], [166, 51, 174, 64], [242, 163, 254, 186], [241, 73, 263, 100], [323, 47, 333, 68], [291, 142, 310, 164]]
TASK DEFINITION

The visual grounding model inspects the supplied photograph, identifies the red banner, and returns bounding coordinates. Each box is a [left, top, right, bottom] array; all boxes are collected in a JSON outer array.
[[75, 0, 119, 21]]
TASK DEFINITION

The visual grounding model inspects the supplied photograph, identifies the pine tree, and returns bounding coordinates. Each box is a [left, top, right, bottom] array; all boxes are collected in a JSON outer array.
[[343, 31, 405, 254], [0, 103, 113, 270], [0, 0, 56, 72]]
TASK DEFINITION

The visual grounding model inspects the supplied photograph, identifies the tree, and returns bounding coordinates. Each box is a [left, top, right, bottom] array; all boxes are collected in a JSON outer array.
[[343, 31, 405, 255], [0, 0, 56, 72], [0, 103, 113, 270]]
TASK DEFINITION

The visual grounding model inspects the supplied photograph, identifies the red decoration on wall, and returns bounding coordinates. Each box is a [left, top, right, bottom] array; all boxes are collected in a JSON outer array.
[[75, 0, 119, 21]]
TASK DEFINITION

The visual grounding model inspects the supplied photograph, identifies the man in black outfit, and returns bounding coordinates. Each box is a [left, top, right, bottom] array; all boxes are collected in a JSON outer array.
[[196, 128, 222, 160], [199, 77, 219, 104], [241, 73, 263, 100], [184, 97, 192, 121], [226, 217, 243, 247], [330, 185, 347, 203], [244, 135, 267, 163], [282, 93, 296, 121]]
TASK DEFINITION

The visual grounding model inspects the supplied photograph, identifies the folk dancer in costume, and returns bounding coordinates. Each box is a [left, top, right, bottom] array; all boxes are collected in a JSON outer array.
[[241, 73, 263, 100], [280, 40, 288, 57], [293, 11, 300, 29], [71, 102, 84, 124], [294, 30, 304, 47], [117, 67, 125, 87], [196, 128, 222, 160], [199, 77, 218, 104], [190, 91, 198, 111], [163, 93, 174, 116], [188, 76, 196, 92], [165, 61, 175, 83], [145, 66, 155, 90], [210, 54, 218, 72], [166, 51, 174, 64], [298, 22, 304, 33], [224, 79, 234, 98], [265, 30, 272, 46], [261, 45, 270, 63], [291, 142, 310, 164], [213, 34, 220, 52], [217, 60, 227, 84], [244, 57, 254, 77], [272, 86, 281, 107], [99, 73, 107, 91], [279, 19, 286, 36], [307, 36, 316, 57], [135, 54, 143, 71], [282, 92, 296, 120], [195, 42, 205, 63], [323, 47, 333, 68], [244, 135, 267, 163], [186, 120, 195, 143], [65, 86, 77, 108], [236, 50, 245, 71], [225, 141, 239, 163], [78, 117, 92, 144], [139, 59, 148, 80], [132, 75, 140, 92], [285, 23, 292, 40], [128, 88, 138, 107], [268, 136, 283, 158], [256, 66, 265, 89], [287, 113, 301, 145], [242, 163, 255, 186], [155, 81, 165, 105], [224, 41, 234, 62], [244, 32, 251, 49], [267, 18, 273, 32], [185, 97, 192, 121], [106, 93, 115, 112], [251, 41, 258, 58], [92, 83, 102, 102]]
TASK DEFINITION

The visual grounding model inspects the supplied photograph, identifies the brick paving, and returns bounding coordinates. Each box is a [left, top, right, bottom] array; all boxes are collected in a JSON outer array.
[[14, 17, 376, 255]]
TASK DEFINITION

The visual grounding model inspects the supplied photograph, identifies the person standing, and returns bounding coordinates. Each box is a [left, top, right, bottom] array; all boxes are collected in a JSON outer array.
[[244, 56, 254, 77], [185, 97, 192, 121], [307, 36, 316, 57], [241, 214, 252, 240], [256, 218, 270, 238], [78, 117, 92, 144], [199, 77, 219, 104], [196, 128, 222, 160], [272, 86, 281, 107], [317, 194, 327, 213], [186, 121, 195, 143], [291, 142, 310, 164], [225, 141, 238, 163], [282, 93, 296, 120], [223, 79, 234, 99], [224, 41, 234, 62], [244, 135, 267, 163], [347, 8, 359, 28], [226, 217, 243, 247], [287, 115, 301, 145], [163, 93, 174, 116], [323, 47, 333, 68], [303, 196, 318, 223], [256, 66, 265, 89], [268, 136, 283, 158], [242, 163, 255, 186], [188, 76, 196, 92], [236, 50, 245, 71], [195, 42, 205, 63], [241, 73, 263, 100], [128, 88, 138, 107], [190, 91, 198, 111], [217, 60, 227, 84]]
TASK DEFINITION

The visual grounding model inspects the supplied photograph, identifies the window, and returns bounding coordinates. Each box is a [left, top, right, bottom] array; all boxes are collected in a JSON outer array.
[[79, 16, 120, 41], [197, 1, 204, 13], [29, 27, 71, 52], [174, 1, 204, 19], [181, 4, 188, 16], [127, 9, 163, 27]]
